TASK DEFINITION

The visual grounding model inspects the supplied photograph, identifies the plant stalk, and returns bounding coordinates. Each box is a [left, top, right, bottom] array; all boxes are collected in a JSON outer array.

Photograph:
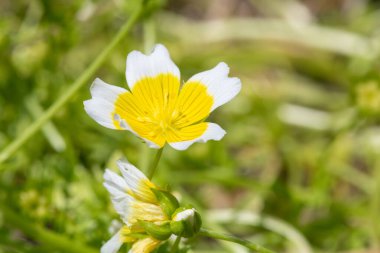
[[0, 2, 144, 165], [169, 235, 181, 253], [147, 147, 164, 180], [199, 228, 276, 253]]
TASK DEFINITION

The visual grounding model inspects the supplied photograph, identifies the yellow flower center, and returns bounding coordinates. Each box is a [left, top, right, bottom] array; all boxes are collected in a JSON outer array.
[[112, 74, 213, 147]]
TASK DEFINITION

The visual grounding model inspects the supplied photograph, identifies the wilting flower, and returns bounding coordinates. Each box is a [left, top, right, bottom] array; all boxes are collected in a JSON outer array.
[[102, 160, 201, 253], [84, 44, 241, 150]]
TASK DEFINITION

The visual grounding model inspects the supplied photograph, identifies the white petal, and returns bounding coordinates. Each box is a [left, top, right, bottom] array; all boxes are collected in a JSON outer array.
[[169, 123, 226, 150], [116, 160, 157, 203], [125, 44, 180, 90], [187, 62, 241, 111], [103, 169, 133, 223], [90, 78, 127, 99], [84, 99, 115, 129], [104, 169, 128, 196], [84, 78, 128, 129], [117, 160, 148, 182], [173, 208, 195, 221], [101, 230, 123, 253]]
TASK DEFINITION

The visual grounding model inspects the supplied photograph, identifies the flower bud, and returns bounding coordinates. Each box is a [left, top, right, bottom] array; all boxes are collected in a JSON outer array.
[[138, 220, 172, 241], [151, 188, 179, 217], [170, 207, 202, 238]]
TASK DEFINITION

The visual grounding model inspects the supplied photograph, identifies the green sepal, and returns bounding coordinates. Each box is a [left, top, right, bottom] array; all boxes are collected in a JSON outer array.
[[138, 220, 172, 240], [151, 188, 179, 217], [170, 219, 185, 236], [193, 211, 202, 234], [124, 232, 146, 240], [170, 207, 202, 238]]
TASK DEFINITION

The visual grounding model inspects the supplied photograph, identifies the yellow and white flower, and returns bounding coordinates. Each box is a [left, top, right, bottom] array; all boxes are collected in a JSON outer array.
[[84, 44, 241, 150], [101, 160, 167, 253]]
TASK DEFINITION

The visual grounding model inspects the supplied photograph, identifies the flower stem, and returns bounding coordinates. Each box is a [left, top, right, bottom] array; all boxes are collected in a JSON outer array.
[[0, 1, 144, 166], [143, 16, 156, 53], [147, 147, 164, 180], [199, 228, 276, 253], [170, 235, 181, 253]]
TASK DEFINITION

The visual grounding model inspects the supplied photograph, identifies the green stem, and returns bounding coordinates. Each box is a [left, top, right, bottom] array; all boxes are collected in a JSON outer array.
[[199, 228, 276, 253], [0, 2, 144, 166], [147, 147, 164, 180], [1, 205, 97, 253], [24, 95, 66, 152], [169, 235, 181, 253], [139, 13, 156, 172], [143, 16, 156, 53]]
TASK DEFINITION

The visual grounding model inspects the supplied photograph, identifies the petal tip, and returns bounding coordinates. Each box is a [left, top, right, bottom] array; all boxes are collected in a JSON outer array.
[[116, 159, 130, 169], [152, 43, 168, 54], [89, 78, 103, 93], [215, 62, 229, 74]]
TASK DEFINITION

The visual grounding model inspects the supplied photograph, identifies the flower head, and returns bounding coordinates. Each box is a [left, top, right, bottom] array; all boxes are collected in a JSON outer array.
[[101, 160, 201, 253], [84, 44, 241, 150], [101, 160, 165, 253]]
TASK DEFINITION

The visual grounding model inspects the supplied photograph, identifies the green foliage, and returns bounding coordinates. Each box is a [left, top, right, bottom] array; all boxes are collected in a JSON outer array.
[[1, 0, 380, 253]]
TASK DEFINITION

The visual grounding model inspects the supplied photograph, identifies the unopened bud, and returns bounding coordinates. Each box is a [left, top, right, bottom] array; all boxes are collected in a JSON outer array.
[[170, 207, 202, 238], [138, 220, 172, 240]]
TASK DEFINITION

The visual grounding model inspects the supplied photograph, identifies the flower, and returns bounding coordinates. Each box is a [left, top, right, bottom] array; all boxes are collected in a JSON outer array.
[[101, 160, 201, 253], [84, 44, 241, 150], [101, 160, 167, 253]]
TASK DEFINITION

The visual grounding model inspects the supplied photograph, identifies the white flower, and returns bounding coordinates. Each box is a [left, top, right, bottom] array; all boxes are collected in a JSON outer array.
[[101, 160, 166, 253], [84, 44, 241, 150]]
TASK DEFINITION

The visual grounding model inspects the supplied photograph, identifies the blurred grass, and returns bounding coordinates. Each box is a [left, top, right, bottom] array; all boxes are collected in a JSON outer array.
[[1, 0, 380, 252]]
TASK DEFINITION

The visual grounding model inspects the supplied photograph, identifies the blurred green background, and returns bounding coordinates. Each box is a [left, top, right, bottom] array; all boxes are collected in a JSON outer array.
[[1, 0, 380, 252]]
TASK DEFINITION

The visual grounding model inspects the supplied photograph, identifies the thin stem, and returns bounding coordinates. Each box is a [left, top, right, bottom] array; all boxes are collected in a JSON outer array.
[[1, 205, 97, 253], [139, 13, 156, 172], [143, 16, 156, 53], [170, 235, 181, 253], [199, 228, 276, 253], [24, 95, 66, 152], [0, 2, 144, 165], [147, 147, 164, 180]]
